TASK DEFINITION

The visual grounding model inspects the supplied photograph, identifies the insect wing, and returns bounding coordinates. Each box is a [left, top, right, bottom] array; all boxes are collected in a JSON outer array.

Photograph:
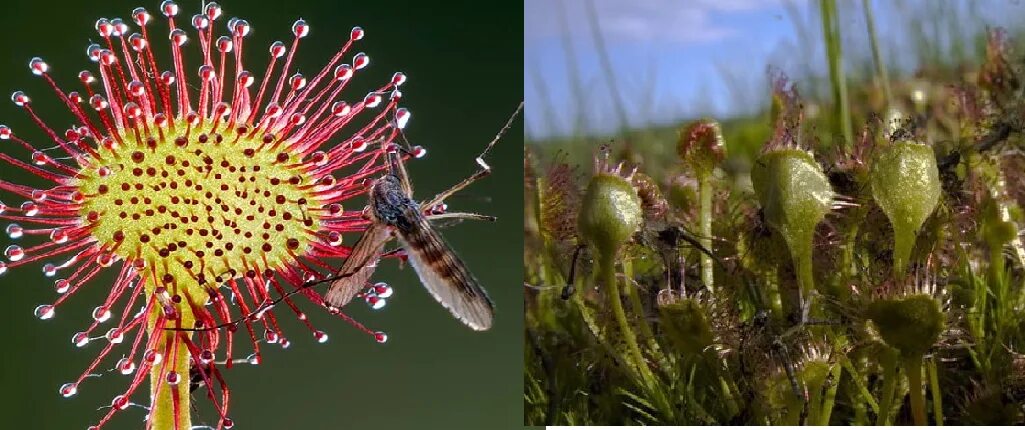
[[323, 224, 391, 308], [397, 210, 494, 331]]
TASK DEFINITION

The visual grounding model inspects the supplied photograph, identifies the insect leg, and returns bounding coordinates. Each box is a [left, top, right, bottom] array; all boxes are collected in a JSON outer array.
[[420, 166, 491, 211], [420, 102, 523, 210], [560, 245, 585, 300], [425, 212, 497, 223]]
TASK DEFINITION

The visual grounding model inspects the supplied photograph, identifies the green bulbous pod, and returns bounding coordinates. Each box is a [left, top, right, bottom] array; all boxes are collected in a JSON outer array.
[[866, 294, 944, 357], [578, 173, 643, 259], [751, 149, 833, 319], [577, 172, 654, 383], [866, 293, 944, 425], [869, 141, 941, 276]]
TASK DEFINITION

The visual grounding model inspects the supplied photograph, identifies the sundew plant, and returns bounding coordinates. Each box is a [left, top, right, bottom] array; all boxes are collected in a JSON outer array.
[[0, 1, 450, 428], [525, 3, 1025, 426]]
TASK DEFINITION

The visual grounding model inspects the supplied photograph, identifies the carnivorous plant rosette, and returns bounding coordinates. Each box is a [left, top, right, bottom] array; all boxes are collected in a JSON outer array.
[[0, 1, 421, 428]]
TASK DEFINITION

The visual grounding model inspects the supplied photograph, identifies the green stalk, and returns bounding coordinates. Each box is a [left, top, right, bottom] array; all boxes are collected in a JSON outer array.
[[927, 356, 944, 425], [623, 259, 669, 373], [768, 268, 784, 319], [841, 204, 869, 278], [623, 260, 658, 349], [840, 357, 880, 414], [572, 271, 626, 370], [876, 354, 898, 425], [705, 351, 740, 419], [583, 0, 631, 135], [795, 248, 815, 322], [892, 225, 914, 277], [817, 363, 843, 425], [820, 0, 853, 148], [808, 384, 822, 425], [904, 354, 927, 425], [698, 177, 714, 292], [147, 302, 194, 430], [600, 251, 652, 386], [861, 0, 892, 107], [717, 374, 739, 419]]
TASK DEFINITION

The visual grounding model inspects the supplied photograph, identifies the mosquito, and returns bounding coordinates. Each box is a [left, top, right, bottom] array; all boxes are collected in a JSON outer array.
[[320, 145, 498, 330], [172, 102, 523, 333]]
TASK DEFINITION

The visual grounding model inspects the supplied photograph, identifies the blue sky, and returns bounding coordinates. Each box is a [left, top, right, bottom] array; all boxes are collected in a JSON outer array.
[[525, 0, 1025, 139]]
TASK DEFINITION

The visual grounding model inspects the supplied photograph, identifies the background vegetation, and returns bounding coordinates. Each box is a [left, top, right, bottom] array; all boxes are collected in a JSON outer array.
[[525, 0, 1025, 425]]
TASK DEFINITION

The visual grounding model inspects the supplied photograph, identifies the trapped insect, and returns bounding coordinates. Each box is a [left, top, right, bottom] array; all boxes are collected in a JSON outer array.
[[322, 147, 497, 330]]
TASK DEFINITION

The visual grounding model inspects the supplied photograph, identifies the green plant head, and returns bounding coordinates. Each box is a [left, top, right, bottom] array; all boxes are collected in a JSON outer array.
[[677, 119, 726, 178], [751, 149, 833, 262], [578, 173, 642, 259], [866, 294, 944, 357], [982, 197, 1018, 246], [869, 141, 941, 275]]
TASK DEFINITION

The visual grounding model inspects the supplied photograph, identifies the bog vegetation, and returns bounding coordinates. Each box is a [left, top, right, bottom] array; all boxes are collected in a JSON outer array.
[[524, 1, 1025, 425]]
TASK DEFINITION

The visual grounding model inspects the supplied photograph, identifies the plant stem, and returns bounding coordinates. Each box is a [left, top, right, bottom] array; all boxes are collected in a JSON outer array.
[[623, 259, 669, 372], [927, 356, 944, 425], [840, 357, 880, 414], [601, 250, 653, 386], [554, 0, 589, 135], [584, 0, 631, 136], [820, 0, 853, 148], [698, 176, 714, 292], [861, 0, 892, 107], [893, 227, 914, 277], [808, 380, 823, 425], [795, 249, 815, 323], [623, 259, 657, 348], [818, 362, 843, 425], [147, 302, 194, 430], [842, 204, 869, 278], [904, 354, 927, 425], [717, 374, 740, 419], [876, 354, 898, 425]]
